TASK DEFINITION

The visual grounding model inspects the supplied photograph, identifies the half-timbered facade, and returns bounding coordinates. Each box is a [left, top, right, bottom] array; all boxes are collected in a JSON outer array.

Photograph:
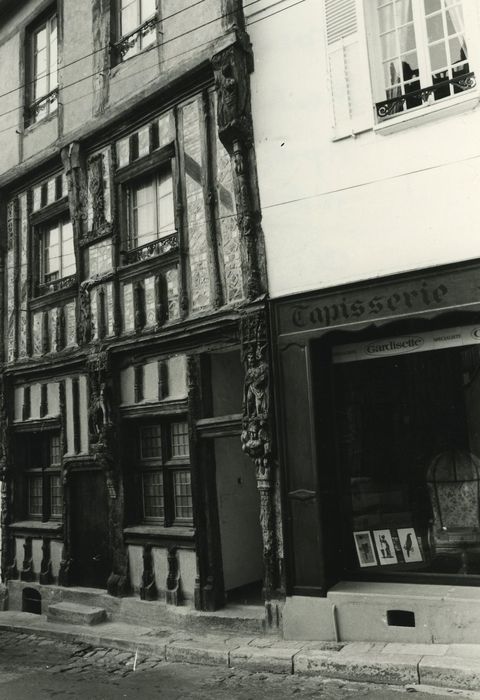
[[0, 0, 283, 623]]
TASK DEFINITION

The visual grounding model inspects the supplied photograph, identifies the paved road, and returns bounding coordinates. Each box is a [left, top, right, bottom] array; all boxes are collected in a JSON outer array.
[[0, 630, 473, 699]]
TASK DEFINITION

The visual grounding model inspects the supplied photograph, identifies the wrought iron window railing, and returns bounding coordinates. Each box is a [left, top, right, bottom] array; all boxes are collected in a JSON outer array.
[[376, 72, 476, 120], [26, 87, 59, 124], [37, 272, 77, 297], [122, 231, 179, 266], [113, 14, 160, 60]]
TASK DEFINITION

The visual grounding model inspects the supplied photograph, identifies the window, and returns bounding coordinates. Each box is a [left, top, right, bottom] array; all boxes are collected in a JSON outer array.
[[330, 326, 480, 579], [28, 11, 58, 124], [20, 433, 62, 521], [117, 0, 158, 61], [137, 420, 192, 525], [127, 171, 175, 250], [372, 0, 473, 119], [38, 219, 75, 286], [324, 0, 477, 135]]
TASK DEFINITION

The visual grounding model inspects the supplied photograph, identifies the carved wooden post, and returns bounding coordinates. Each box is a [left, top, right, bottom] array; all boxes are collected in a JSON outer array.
[[40, 538, 53, 584], [212, 44, 267, 301], [87, 349, 129, 597], [140, 545, 157, 601], [165, 546, 182, 606], [240, 310, 280, 611], [0, 375, 14, 583], [20, 537, 34, 581]]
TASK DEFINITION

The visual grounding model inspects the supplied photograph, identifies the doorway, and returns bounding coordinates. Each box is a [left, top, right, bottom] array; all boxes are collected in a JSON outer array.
[[214, 436, 264, 604], [69, 469, 111, 588]]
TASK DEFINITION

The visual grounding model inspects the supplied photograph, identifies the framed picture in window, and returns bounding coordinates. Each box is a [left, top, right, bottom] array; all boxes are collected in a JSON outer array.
[[397, 528, 423, 563], [373, 529, 398, 566], [353, 530, 377, 568]]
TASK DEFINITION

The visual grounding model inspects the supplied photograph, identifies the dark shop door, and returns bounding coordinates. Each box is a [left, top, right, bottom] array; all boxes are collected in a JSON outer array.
[[69, 469, 111, 588]]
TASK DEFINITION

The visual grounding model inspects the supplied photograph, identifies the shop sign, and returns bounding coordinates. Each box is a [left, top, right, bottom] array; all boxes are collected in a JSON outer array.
[[333, 324, 480, 363], [276, 266, 480, 336]]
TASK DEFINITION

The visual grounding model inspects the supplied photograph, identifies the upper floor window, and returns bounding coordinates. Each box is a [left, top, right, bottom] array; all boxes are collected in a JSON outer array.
[[39, 219, 75, 286], [117, 0, 158, 61], [323, 0, 477, 137], [128, 170, 175, 250], [373, 0, 472, 118], [28, 11, 58, 125]]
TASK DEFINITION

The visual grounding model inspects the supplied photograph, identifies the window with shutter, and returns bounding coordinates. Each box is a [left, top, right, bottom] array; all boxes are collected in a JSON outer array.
[[324, 1, 479, 136], [324, 0, 374, 138], [368, 0, 477, 121]]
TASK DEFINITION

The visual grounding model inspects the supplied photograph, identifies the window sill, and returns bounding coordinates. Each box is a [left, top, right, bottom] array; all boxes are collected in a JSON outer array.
[[374, 91, 480, 136], [124, 525, 195, 547], [9, 520, 63, 537]]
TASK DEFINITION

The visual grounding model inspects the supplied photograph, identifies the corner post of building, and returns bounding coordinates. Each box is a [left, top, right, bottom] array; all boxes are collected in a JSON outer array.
[[86, 349, 129, 596], [240, 309, 283, 624], [212, 41, 266, 302]]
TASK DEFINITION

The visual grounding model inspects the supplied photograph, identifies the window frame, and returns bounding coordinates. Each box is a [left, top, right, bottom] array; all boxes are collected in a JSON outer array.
[[137, 418, 192, 526], [115, 0, 159, 62], [126, 166, 176, 251], [27, 8, 59, 127], [363, 0, 479, 123], [22, 432, 62, 522], [37, 216, 76, 289]]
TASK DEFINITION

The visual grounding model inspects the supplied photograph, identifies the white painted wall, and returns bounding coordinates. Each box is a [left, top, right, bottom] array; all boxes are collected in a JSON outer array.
[[245, 0, 480, 298]]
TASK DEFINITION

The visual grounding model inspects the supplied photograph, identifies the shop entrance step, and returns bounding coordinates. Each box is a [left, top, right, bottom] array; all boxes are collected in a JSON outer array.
[[47, 602, 107, 626]]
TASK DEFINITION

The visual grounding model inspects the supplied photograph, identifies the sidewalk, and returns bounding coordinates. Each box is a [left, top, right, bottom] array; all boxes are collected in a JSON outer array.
[[1, 610, 480, 695]]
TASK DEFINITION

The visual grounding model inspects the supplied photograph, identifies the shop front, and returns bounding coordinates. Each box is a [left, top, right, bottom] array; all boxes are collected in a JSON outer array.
[[273, 260, 480, 643]]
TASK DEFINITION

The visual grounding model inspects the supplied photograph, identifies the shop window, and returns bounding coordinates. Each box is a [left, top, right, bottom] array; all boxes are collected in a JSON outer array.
[[127, 170, 175, 251], [38, 218, 75, 289], [137, 420, 192, 525], [21, 433, 62, 521], [330, 327, 480, 580], [115, 0, 158, 62], [323, 0, 477, 136], [27, 9, 58, 125]]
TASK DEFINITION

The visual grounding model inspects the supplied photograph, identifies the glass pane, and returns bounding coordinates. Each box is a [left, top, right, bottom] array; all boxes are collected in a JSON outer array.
[[140, 425, 162, 459], [35, 48, 47, 79], [424, 0, 441, 15], [446, 6, 463, 36], [141, 0, 156, 20], [401, 51, 419, 81], [449, 36, 467, 64], [378, 3, 395, 32], [394, 0, 413, 25], [49, 17, 58, 88], [61, 221, 76, 277], [429, 42, 448, 71], [35, 25, 47, 51], [142, 471, 164, 519], [426, 14, 445, 43], [381, 31, 397, 60], [121, 1, 138, 36], [46, 225, 59, 276], [173, 470, 193, 520], [28, 476, 43, 516], [384, 59, 402, 88], [50, 475, 62, 517], [157, 172, 175, 236], [50, 435, 61, 465], [171, 421, 189, 458], [133, 181, 156, 244], [399, 25, 416, 53]]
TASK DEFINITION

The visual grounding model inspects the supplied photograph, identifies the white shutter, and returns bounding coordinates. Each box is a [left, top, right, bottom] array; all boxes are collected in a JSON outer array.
[[324, 0, 373, 138]]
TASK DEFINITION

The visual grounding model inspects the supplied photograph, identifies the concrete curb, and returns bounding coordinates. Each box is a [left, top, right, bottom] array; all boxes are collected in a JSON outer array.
[[2, 614, 480, 693]]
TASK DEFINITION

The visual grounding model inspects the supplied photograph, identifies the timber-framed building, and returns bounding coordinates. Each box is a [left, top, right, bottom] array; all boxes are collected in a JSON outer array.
[[0, 0, 283, 623]]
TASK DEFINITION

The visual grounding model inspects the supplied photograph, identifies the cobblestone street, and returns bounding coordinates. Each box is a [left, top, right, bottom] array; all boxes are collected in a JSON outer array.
[[0, 630, 474, 699]]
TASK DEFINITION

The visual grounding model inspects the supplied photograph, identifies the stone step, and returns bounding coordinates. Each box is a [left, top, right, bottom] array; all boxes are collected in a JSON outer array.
[[47, 602, 107, 626]]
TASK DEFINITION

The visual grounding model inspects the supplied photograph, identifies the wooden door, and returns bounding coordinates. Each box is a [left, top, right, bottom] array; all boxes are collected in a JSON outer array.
[[69, 469, 111, 589]]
